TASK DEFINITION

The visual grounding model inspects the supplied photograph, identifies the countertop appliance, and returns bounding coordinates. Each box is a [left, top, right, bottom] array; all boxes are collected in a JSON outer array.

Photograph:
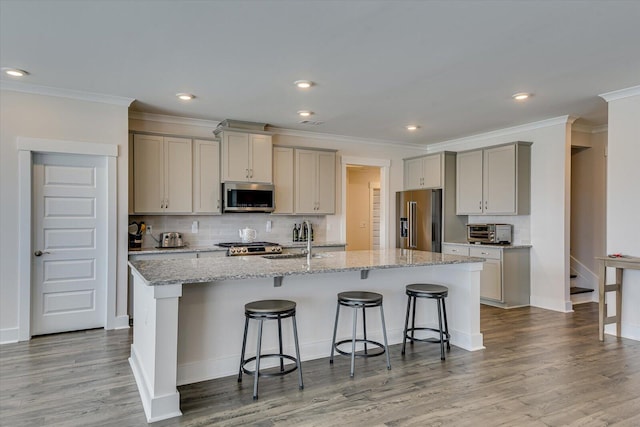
[[216, 241, 282, 256], [160, 232, 184, 248], [467, 224, 512, 244], [396, 188, 442, 252], [223, 182, 275, 213]]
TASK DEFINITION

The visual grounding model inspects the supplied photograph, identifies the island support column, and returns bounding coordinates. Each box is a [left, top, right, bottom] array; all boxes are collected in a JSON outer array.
[[128, 272, 183, 423]]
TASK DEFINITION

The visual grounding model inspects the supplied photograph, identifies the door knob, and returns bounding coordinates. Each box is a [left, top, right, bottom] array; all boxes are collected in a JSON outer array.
[[34, 250, 50, 257]]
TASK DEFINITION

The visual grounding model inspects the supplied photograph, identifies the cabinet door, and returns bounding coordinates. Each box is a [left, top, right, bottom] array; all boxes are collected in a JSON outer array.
[[221, 131, 250, 182], [248, 134, 273, 183], [273, 146, 294, 214], [295, 149, 318, 214], [316, 151, 336, 214], [483, 144, 516, 214], [404, 157, 424, 189], [133, 134, 164, 213], [470, 247, 502, 301], [193, 139, 220, 213], [456, 150, 483, 214], [479, 259, 502, 301], [421, 154, 442, 188], [164, 137, 192, 213]]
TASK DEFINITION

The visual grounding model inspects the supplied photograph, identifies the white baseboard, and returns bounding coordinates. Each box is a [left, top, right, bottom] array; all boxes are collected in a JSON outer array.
[[0, 327, 20, 344], [112, 315, 131, 330], [530, 296, 571, 313], [605, 323, 640, 342]]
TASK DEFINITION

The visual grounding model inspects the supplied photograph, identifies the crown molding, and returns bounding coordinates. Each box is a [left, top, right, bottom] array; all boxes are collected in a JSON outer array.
[[129, 111, 221, 128], [599, 85, 640, 102], [0, 80, 134, 106], [572, 123, 608, 134], [268, 126, 425, 150], [592, 124, 608, 134], [426, 115, 575, 152]]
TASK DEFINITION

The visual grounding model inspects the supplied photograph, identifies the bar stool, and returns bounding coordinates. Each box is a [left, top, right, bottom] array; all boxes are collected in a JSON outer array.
[[330, 291, 391, 377], [402, 284, 450, 360], [238, 299, 303, 400]]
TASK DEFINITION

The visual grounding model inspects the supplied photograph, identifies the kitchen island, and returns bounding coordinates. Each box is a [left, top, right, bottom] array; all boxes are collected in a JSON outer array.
[[128, 249, 484, 422]]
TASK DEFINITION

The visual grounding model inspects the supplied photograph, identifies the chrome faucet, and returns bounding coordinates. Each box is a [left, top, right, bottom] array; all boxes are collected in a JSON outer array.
[[303, 220, 312, 262]]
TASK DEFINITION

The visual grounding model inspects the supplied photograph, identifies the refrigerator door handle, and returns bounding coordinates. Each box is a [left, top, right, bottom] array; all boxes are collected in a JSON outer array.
[[408, 201, 417, 248]]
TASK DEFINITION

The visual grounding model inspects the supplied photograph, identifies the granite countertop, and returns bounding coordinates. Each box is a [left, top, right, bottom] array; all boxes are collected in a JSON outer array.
[[444, 242, 532, 249], [129, 242, 347, 256], [128, 248, 485, 286]]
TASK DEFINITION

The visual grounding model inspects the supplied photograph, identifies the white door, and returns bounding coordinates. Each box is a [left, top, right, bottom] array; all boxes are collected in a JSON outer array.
[[31, 153, 107, 335]]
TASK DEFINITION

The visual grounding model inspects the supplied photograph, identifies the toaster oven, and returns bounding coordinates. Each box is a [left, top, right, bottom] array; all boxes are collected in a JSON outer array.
[[467, 224, 512, 244]]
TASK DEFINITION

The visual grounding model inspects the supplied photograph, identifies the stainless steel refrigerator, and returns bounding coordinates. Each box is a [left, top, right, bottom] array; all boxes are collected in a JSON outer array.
[[396, 188, 442, 252]]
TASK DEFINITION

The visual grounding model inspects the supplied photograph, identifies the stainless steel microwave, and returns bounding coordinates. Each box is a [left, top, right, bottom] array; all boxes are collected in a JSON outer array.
[[467, 223, 512, 244], [222, 182, 275, 213]]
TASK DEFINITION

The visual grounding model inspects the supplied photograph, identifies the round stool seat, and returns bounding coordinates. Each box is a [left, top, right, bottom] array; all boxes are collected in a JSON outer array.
[[338, 291, 383, 305], [406, 283, 448, 298], [245, 299, 296, 315]]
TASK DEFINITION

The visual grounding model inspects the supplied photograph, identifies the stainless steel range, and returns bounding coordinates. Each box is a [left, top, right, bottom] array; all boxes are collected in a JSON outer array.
[[216, 241, 283, 256]]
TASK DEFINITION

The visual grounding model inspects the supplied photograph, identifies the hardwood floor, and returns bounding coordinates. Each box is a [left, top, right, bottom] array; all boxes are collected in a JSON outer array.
[[1, 303, 639, 426]]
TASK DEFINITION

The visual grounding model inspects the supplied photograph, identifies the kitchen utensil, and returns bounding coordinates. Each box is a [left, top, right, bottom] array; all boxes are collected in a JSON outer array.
[[239, 228, 257, 243]]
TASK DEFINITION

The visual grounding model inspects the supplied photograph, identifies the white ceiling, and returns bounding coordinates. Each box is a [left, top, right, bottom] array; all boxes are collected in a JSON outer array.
[[1, 0, 639, 145]]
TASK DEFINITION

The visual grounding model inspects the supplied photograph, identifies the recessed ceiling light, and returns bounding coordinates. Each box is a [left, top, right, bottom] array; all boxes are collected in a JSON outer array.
[[2, 67, 29, 77], [298, 110, 313, 117], [176, 93, 195, 101], [406, 125, 420, 131], [512, 92, 532, 101], [294, 80, 314, 89]]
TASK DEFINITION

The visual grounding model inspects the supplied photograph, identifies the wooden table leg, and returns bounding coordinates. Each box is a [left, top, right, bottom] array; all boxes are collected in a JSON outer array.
[[616, 268, 623, 338], [598, 259, 606, 341]]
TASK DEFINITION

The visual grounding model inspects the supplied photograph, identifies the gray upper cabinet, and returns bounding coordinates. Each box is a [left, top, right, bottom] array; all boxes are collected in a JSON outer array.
[[220, 130, 272, 183], [272, 146, 294, 214], [456, 141, 532, 215], [295, 148, 336, 214], [133, 134, 193, 214], [193, 139, 221, 214], [404, 153, 442, 190]]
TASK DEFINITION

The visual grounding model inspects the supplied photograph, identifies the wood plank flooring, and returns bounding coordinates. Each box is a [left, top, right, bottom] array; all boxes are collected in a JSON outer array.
[[1, 303, 639, 426]]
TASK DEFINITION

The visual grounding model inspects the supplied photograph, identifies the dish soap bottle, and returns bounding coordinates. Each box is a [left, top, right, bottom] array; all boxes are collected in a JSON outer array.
[[293, 224, 299, 242]]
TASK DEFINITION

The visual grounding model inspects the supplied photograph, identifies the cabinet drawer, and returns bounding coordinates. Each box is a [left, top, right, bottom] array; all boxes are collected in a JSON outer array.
[[443, 245, 470, 256], [469, 246, 501, 260]]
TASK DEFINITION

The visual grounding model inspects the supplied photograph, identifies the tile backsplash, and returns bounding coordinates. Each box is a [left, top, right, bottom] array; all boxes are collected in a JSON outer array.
[[130, 214, 328, 248]]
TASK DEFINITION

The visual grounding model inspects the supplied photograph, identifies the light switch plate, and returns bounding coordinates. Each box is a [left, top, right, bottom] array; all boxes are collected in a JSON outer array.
[[192, 221, 199, 233]]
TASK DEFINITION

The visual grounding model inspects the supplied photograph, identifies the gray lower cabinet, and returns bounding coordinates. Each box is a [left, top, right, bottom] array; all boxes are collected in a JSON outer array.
[[443, 243, 530, 308]]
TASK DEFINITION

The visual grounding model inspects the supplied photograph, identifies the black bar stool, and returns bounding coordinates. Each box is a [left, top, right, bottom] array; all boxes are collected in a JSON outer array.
[[402, 283, 450, 360], [330, 291, 391, 377], [238, 299, 303, 399]]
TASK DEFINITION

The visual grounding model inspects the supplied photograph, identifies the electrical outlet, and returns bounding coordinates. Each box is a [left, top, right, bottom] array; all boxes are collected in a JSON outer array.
[[266, 220, 272, 232], [192, 221, 199, 233], [146, 225, 152, 235]]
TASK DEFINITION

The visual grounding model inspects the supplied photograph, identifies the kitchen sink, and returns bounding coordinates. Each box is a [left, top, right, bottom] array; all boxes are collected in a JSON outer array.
[[262, 253, 330, 260]]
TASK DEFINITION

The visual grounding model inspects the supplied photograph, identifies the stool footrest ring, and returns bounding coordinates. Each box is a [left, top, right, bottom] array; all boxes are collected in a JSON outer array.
[[405, 327, 450, 345], [241, 353, 299, 378], [334, 339, 386, 358]]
